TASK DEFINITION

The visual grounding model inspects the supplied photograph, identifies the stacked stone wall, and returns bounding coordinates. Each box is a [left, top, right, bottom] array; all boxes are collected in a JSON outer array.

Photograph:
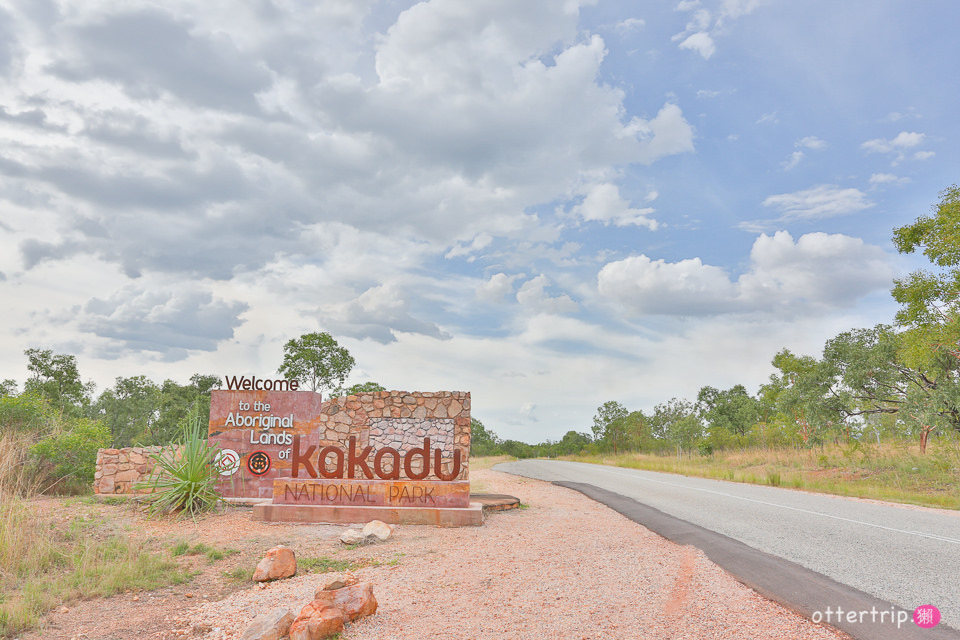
[[94, 446, 172, 495], [318, 391, 470, 481]]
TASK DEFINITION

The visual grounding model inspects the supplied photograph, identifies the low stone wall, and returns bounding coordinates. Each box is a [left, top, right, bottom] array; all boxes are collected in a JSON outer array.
[[94, 446, 169, 495]]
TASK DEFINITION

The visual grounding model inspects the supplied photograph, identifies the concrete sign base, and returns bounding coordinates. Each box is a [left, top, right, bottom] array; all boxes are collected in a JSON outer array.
[[251, 501, 484, 526]]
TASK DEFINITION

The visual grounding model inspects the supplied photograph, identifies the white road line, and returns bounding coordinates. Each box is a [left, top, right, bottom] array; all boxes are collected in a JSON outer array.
[[548, 461, 960, 546]]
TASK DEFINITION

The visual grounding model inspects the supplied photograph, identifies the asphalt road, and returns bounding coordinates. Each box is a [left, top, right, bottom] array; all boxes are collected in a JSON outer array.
[[496, 459, 960, 637]]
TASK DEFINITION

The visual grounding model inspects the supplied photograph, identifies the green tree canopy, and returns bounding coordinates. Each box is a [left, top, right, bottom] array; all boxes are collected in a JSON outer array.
[[93, 376, 161, 448], [892, 185, 960, 353], [330, 381, 387, 398], [470, 418, 502, 457], [0, 379, 17, 397], [697, 385, 759, 437], [23, 349, 90, 416], [278, 332, 355, 394], [888, 185, 960, 449], [591, 400, 628, 442]]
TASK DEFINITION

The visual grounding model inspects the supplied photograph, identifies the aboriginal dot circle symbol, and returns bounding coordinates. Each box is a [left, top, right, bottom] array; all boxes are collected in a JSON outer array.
[[247, 451, 271, 476], [214, 448, 240, 476]]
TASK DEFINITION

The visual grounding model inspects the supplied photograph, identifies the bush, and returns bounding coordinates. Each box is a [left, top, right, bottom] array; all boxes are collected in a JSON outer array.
[[134, 415, 221, 519], [501, 439, 536, 459], [0, 393, 52, 436], [31, 418, 111, 494]]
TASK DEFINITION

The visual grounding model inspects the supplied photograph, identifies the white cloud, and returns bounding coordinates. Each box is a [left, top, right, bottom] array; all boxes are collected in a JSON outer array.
[[796, 136, 826, 150], [861, 131, 926, 153], [78, 284, 248, 358], [782, 150, 804, 170], [756, 111, 778, 125], [321, 283, 451, 344], [598, 231, 892, 317], [516, 275, 579, 314], [914, 151, 936, 161], [869, 173, 910, 186], [615, 18, 645, 34], [445, 233, 493, 259], [762, 185, 873, 221], [625, 103, 696, 164], [477, 272, 521, 303], [673, 0, 768, 58], [719, 0, 767, 20], [678, 32, 716, 59], [519, 402, 538, 421], [737, 232, 892, 309], [572, 183, 659, 229], [598, 255, 736, 315], [0, 0, 936, 447]]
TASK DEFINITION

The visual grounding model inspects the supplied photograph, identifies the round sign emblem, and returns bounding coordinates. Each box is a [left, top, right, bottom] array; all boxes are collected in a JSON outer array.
[[213, 448, 241, 476], [246, 450, 271, 476]]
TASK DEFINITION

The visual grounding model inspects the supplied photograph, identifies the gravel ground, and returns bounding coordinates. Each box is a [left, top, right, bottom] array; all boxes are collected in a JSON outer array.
[[172, 469, 851, 640]]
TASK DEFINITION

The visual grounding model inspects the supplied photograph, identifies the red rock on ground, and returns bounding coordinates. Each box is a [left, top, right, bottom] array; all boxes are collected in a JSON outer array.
[[252, 545, 297, 582], [312, 581, 378, 621], [288, 581, 377, 640], [287, 602, 344, 640]]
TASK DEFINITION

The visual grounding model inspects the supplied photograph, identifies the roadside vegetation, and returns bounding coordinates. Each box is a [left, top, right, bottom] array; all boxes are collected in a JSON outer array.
[[569, 440, 960, 510], [0, 434, 192, 636]]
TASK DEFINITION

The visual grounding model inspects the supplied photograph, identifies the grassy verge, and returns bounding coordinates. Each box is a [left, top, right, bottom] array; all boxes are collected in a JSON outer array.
[[0, 499, 194, 636], [0, 432, 195, 636], [299, 553, 403, 574], [568, 439, 960, 510]]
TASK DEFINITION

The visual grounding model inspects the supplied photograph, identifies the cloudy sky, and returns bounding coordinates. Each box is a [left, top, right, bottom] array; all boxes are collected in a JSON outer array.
[[1, 0, 957, 443]]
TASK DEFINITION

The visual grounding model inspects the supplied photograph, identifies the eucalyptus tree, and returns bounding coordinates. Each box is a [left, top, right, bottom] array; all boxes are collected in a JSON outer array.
[[889, 185, 960, 450], [696, 384, 760, 450], [278, 332, 355, 395]]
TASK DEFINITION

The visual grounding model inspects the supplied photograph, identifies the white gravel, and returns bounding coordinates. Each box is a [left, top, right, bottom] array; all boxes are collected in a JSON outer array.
[[175, 469, 850, 640]]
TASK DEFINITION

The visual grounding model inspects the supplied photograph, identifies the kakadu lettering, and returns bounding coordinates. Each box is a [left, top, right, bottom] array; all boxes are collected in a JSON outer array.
[[291, 435, 461, 481]]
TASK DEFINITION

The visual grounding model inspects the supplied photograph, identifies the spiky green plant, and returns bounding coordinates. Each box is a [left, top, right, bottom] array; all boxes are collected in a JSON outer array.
[[134, 413, 221, 519]]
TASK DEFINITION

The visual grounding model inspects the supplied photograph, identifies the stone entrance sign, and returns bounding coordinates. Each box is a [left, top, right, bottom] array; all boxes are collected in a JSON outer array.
[[208, 388, 325, 499], [208, 386, 481, 525]]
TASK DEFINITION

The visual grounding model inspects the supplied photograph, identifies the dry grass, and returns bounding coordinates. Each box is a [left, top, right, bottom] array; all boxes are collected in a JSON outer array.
[[0, 433, 192, 636], [469, 455, 514, 492], [0, 432, 40, 498], [571, 438, 960, 510]]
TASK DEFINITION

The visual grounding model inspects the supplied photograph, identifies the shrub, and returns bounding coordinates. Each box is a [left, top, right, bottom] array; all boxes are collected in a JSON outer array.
[[134, 415, 221, 519], [31, 418, 111, 494], [0, 393, 52, 436]]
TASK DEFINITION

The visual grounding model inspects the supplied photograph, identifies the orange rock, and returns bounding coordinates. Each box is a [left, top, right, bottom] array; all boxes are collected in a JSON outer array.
[[319, 572, 359, 591], [252, 545, 297, 582], [288, 602, 343, 640], [310, 582, 377, 622], [240, 607, 294, 640]]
